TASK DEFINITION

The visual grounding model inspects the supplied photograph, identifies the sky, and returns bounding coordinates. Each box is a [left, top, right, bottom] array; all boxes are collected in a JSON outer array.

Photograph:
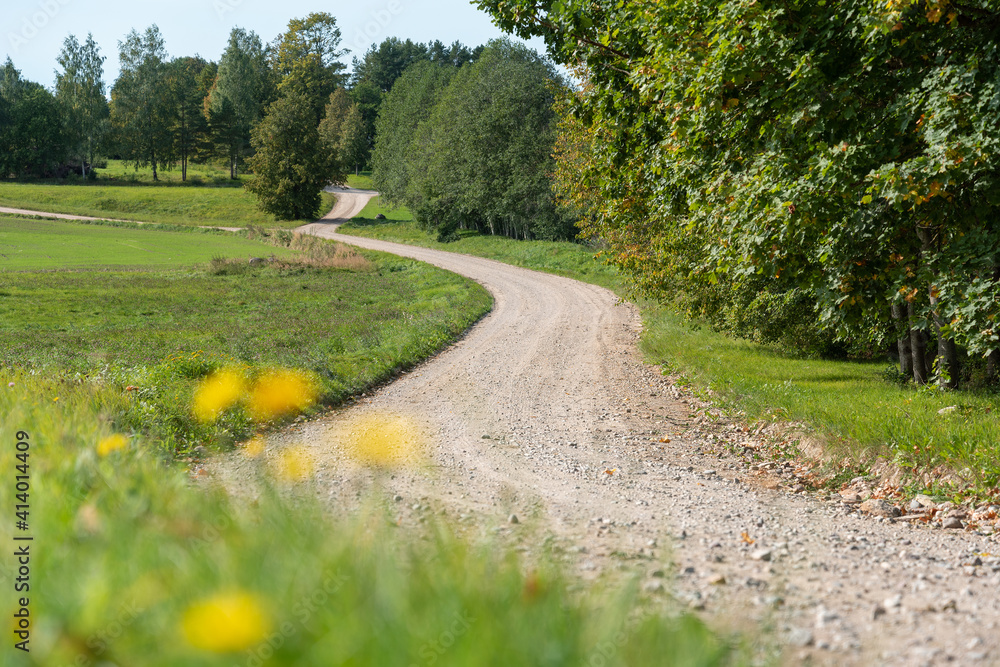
[[1, 0, 548, 89]]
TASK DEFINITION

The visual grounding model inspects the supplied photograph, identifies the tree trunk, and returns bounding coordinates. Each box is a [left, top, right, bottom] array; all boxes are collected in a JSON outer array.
[[907, 301, 928, 384], [929, 286, 959, 389], [987, 349, 1000, 383], [892, 303, 913, 378]]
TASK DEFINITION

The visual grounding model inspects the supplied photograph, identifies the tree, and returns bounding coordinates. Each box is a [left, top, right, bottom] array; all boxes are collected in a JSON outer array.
[[478, 0, 1000, 386], [371, 61, 456, 206], [384, 39, 573, 241], [109, 25, 172, 181], [245, 92, 344, 220], [207, 28, 271, 179], [338, 104, 368, 176], [55, 33, 108, 177], [351, 38, 428, 94], [0, 59, 64, 178], [319, 89, 368, 176], [271, 13, 347, 123], [167, 56, 211, 181]]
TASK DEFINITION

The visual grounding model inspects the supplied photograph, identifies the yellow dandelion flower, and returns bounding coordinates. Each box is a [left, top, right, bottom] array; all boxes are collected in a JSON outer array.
[[241, 437, 266, 458], [97, 434, 129, 457], [271, 446, 314, 482], [181, 591, 270, 653], [193, 369, 246, 423], [341, 412, 426, 467], [247, 370, 317, 422]]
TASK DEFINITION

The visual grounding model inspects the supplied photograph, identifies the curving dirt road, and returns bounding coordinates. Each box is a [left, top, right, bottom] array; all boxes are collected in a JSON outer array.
[[230, 189, 999, 665]]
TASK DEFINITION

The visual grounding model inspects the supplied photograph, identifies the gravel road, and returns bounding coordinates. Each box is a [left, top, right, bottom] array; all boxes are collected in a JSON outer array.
[[215, 189, 1000, 666]]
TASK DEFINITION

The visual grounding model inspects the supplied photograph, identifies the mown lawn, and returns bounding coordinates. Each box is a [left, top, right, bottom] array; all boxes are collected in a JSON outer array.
[[339, 200, 1000, 497], [0, 217, 296, 270], [0, 181, 334, 229]]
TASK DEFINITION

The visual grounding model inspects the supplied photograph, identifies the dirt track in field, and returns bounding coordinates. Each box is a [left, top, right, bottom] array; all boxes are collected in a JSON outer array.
[[217, 188, 1000, 665]]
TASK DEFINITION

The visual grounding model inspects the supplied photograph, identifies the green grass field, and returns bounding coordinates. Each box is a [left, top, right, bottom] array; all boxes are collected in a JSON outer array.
[[0, 182, 335, 229], [339, 200, 1000, 498], [1, 218, 491, 454], [0, 217, 296, 270]]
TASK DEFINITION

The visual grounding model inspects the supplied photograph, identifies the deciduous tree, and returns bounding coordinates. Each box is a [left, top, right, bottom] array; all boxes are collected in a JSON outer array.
[[245, 92, 344, 219], [55, 33, 108, 177], [109, 25, 172, 181]]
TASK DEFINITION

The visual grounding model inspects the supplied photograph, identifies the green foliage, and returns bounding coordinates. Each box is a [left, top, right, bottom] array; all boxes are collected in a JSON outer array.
[[373, 39, 576, 241], [109, 25, 173, 181], [371, 60, 456, 206], [478, 0, 1000, 383], [271, 12, 347, 123], [245, 92, 344, 220], [318, 89, 367, 174], [207, 28, 272, 179], [166, 56, 212, 182], [0, 58, 66, 178], [55, 33, 109, 177]]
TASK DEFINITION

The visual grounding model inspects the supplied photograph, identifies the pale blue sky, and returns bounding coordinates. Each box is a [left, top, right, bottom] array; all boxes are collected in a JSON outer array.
[[1, 0, 544, 88]]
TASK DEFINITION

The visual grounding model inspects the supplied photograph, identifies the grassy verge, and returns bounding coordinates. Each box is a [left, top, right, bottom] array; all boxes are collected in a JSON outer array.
[[340, 200, 1000, 498], [345, 171, 375, 190], [1, 220, 491, 455], [0, 169, 336, 229], [343, 197, 619, 289]]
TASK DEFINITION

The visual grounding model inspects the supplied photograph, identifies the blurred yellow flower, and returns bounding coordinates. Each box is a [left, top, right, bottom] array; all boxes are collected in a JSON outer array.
[[181, 592, 270, 653], [97, 434, 129, 457], [342, 412, 426, 467], [241, 437, 266, 458], [271, 446, 314, 482], [193, 369, 246, 422], [248, 370, 317, 422]]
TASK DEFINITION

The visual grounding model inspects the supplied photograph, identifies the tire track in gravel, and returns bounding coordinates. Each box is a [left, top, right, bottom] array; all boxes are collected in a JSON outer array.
[[214, 189, 1000, 666]]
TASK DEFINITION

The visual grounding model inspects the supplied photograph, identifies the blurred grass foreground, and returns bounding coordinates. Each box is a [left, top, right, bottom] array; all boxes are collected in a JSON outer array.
[[0, 359, 739, 667]]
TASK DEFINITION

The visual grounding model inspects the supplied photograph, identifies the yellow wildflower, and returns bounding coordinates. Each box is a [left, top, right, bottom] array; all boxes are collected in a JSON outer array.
[[97, 434, 128, 457], [181, 591, 270, 653], [247, 370, 317, 422], [193, 369, 246, 422]]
